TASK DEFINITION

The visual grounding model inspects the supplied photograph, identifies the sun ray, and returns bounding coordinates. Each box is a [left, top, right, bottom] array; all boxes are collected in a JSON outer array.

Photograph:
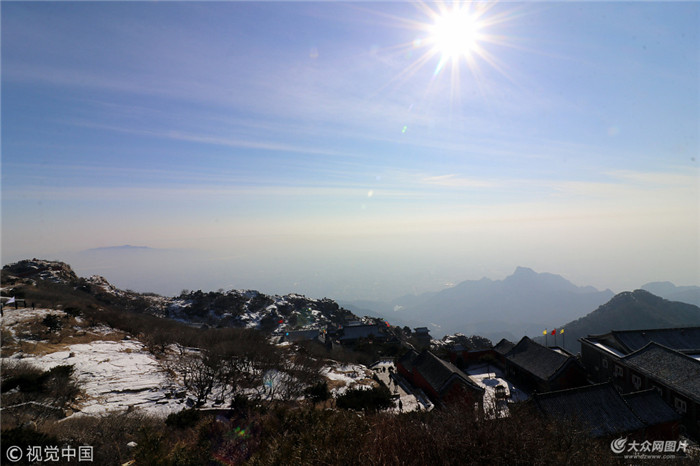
[[360, 0, 529, 118]]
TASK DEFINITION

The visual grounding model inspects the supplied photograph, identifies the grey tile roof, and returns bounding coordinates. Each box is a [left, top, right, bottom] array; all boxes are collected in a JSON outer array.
[[493, 338, 515, 355], [339, 324, 384, 341], [586, 327, 700, 355], [614, 327, 700, 353], [622, 342, 700, 403], [622, 390, 681, 426], [398, 349, 419, 373], [284, 329, 320, 342], [411, 350, 484, 396], [532, 383, 646, 437], [505, 337, 572, 382]]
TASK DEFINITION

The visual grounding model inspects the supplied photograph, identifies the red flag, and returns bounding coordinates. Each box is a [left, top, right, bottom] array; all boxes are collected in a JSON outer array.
[[551, 329, 556, 335]]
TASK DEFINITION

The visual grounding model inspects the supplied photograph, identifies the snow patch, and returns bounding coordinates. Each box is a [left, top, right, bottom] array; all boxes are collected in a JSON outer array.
[[6, 340, 185, 416]]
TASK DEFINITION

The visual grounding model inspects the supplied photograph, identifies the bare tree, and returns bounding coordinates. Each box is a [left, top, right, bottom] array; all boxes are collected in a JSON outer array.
[[177, 353, 216, 407]]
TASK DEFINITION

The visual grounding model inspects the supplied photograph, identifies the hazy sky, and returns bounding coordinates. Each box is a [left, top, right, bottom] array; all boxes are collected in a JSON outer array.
[[2, 1, 698, 300]]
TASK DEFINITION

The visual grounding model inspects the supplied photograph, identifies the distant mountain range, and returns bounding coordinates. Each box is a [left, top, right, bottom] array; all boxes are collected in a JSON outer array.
[[641, 281, 700, 307], [344, 267, 615, 342], [81, 245, 156, 253], [535, 289, 700, 353], [7, 258, 699, 354], [1, 258, 364, 334]]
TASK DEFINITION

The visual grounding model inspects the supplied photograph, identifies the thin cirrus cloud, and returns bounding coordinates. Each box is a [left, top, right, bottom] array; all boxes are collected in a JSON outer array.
[[421, 174, 501, 188], [2, 1, 698, 298], [68, 121, 363, 160]]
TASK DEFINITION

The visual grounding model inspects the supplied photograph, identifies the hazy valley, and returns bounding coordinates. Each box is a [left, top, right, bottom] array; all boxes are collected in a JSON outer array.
[[2, 258, 700, 464]]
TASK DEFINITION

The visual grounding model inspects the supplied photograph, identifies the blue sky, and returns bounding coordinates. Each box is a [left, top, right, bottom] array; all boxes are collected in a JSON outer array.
[[2, 1, 698, 300]]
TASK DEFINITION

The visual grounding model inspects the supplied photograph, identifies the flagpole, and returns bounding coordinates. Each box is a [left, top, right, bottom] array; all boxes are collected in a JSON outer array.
[[562, 329, 565, 350]]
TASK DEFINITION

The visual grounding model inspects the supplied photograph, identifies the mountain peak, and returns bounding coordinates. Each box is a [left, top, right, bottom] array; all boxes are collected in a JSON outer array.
[[2, 259, 79, 285], [85, 245, 153, 252], [513, 266, 537, 276]]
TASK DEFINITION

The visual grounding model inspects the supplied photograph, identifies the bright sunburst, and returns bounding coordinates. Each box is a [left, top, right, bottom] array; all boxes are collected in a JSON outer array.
[[428, 4, 485, 74], [375, 0, 516, 105]]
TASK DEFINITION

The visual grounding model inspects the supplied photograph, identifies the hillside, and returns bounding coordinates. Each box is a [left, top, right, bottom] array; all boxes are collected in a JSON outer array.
[[641, 281, 700, 307], [2, 259, 699, 464], [534, 289, 700, 353], [352, 267, 614, 341], [1, 259, 360, 334], [0, 259, 417, 463]]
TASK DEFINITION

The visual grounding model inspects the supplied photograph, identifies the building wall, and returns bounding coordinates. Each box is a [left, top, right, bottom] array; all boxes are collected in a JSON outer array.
[[441, 379, 482, 408], [580, 340, 617, 383], [582, 342, 699, 440], [409, 370, 440, 403], [413, 334, 431, 350], [642, 420, 680, 441], [619, 369, 698, 439], [397, 359, 482, 408], [504, 361, 545, 393], [549, 362, 588, 392], [396, 360, 412, 381]]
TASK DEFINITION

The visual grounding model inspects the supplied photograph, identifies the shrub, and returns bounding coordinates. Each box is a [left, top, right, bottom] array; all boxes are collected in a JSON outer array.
[[42, 314, 63, 333], [63, 306, 83, 317], [42, 411, 158, 465], [134, 425, 169, 466], [1, 363, 77, 407], [304, 381, 330, 403], [166, 409, 201, 430], [1, 426, 60, 464], [336, 386, 393, 411], [1, 361, 45, 393]]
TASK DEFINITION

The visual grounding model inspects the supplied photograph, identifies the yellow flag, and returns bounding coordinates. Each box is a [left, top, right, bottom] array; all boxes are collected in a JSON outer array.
[[543, 329, 547, 335], [560, 328, 565, 334]]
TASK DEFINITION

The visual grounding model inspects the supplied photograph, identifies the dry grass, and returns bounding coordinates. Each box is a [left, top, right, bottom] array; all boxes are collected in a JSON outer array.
[[325, 378, 346, 392], [2, 308, 127, 356]]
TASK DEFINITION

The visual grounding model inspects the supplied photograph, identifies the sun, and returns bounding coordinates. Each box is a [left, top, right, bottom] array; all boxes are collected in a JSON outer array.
[[419, 1, 502, 82], [429, 6, 484, 65], [368, 0, 515, 104]]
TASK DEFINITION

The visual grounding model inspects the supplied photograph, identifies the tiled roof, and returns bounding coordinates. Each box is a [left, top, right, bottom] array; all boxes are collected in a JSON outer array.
[[339, 324, 384, 341], [622, 390, 681, 426], [585, 327, 700, 355], [398, 349, 419, 373], [622, 342, 700, 402], [411, 350, 484, 396], [505, 337, 572, 382], [614, 327, 700, 353], [532, 383, 646, 437], [493, 338, 515, 355], [285, 329, 319, 341]]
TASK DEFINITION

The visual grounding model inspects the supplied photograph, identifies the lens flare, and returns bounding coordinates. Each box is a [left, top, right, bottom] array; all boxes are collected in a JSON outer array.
[[430, 5, 483, 63], [369, 0, 519, 109]]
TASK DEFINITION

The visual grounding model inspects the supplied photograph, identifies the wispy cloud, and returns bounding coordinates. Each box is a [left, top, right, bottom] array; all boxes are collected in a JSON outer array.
[[551, 170, 698, 196], [421, 174, 500, 188], [69, 121, 363, 159]]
